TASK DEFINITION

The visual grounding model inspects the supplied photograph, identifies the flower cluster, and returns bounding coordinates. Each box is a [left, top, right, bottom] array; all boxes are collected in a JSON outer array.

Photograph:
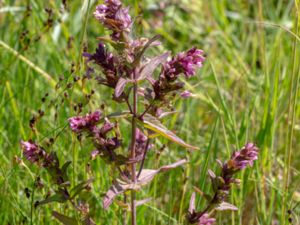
[[20, 141, 46, 163], [20, 141, 57, 169], [164, 47, 205, 80], [187, 143, 259, 224], [150, 48, 205, 102], [94, 0, 132, 41], [68, 111, 101, 133], [225, 143, 259, 171], [68, 111, 122, 163]]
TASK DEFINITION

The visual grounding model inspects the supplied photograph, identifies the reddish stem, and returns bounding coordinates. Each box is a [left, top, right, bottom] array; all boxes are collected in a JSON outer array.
[[130, 70, 138, 225]]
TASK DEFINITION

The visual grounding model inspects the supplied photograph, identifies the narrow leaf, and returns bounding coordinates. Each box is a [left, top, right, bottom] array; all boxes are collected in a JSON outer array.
[[138, 52, 169, 81], [107, 111, 132, 119], [138, 159, 187, 185], [70, 178, 94, 198], [140, 114, 198, 150], [103, 160, 186, 209], [215, 202, 238, 211], [134, 35, 161, 64], [115, 78, 130, 98], [36, 191, 69, 207], [103, 180, 139, 210], [52, 211, 78, 225]]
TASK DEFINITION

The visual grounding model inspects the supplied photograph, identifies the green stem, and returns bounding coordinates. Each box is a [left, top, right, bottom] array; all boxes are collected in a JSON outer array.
[[282, 4, 300, 224]]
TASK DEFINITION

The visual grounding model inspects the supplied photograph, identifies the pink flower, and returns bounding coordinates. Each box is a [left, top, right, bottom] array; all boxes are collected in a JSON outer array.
[[180, 90, 192, 98], [227, 143, 259, 170], [197, 214, 216, 225], [68, 111, 101, 133], [164, 47, 205, 80], [93, 0, 132, 40], [20, 141, 46, 163]]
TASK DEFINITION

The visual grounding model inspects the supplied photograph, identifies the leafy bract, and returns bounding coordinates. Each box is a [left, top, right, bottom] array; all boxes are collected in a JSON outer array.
[[140, 114, 198, 150], [103, 159, 187, 209], [52, 211, 78, 225], [138, 52, 169, 81]]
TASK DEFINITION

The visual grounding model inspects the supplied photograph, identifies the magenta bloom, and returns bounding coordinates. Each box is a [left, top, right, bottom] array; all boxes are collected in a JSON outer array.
[[20, 141, 45, 163], [68, 111, 101, 132], [100, 120, 115, 136], [180, 90, 192, 98], [197, 214, 216, 225], [164, 47, 205, 80], [227, 143, 259, 170], [94, 0, 132, 40]]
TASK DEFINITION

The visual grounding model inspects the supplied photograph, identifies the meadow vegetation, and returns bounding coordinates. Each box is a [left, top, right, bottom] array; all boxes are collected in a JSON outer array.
[[0, 0, 299, 224]]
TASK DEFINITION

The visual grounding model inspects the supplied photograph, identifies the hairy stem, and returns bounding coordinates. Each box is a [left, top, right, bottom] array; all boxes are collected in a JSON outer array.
[[130, 70, 138, 225]]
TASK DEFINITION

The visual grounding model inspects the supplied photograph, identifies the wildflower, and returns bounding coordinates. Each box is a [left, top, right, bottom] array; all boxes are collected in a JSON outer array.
[[94, 0, 132, 40], [68, 111, 101, 133], [91, 150, 100, 160], [164, 47, 205, 80], [197, 214, 216, 225], [188, 143, 259, 224], [84, 43, 120, 88], [180, 90, 192, 98], [100, 120, 115, 136], [20, 141, 46, 163], [225, 143, 259, 172]]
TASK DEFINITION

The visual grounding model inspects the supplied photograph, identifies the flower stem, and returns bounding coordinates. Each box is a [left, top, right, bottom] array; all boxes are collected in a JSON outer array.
[[130, 70, 138, 225]]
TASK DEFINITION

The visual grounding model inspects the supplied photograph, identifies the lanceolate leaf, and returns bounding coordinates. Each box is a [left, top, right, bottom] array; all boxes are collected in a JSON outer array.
[[115, 78, 131, 98], [70, 178, 94, 199], [107, 111, 132, 119], [103, 159, 187, 209], [103, 180, 139, 209], [52, 211, 78, 225], [140, 114, 198, 150], [137, 159, 187, 185], [138, 52, 169, 81], [36, 190, 69, 207], [215, 202, 238, 211], [134, 35, 161, 64]]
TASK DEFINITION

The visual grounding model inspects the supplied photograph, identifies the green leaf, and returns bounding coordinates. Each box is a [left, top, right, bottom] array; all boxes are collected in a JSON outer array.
[[70, 178, 94, 199], [61, 161, 71, 180], [107, 111, 132, 120], [52, 211, 79, 225], [139, 114, 198, 150], [36, 190, 69, 207]]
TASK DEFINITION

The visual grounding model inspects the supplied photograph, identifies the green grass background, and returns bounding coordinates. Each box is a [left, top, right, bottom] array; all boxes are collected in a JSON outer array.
[[0, 0, 300, 224]]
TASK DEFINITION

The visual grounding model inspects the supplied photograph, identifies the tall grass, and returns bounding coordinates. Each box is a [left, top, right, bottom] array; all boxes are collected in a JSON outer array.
[[0, 0, 299, 224]]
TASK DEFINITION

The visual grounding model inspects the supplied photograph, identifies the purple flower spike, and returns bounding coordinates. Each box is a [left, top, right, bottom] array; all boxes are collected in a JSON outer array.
[[68, 111, 101, 133], [197, 214, 216, 225], [94, 0, 132, 40], [20, 141, 45, 163], [227, 143, 259, 171], [100, 120, 115, 136], [164, 47, 205, 80]]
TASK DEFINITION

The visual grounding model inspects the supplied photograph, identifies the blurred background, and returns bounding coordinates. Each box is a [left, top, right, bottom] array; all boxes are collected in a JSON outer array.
[[0, 0, 299, 224]]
